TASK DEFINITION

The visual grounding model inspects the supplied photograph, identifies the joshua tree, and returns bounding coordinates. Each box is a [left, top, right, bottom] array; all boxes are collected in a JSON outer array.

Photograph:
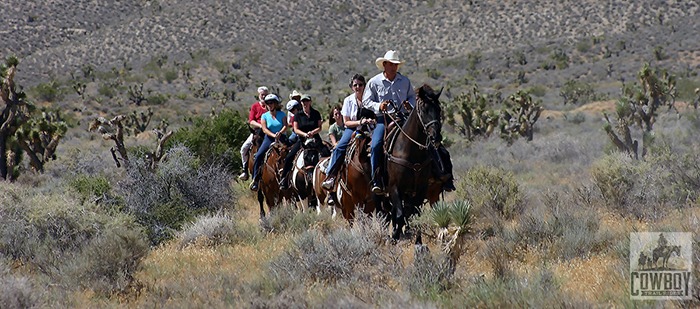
[[1, 56, 67, 181], [501, 90, 542, 142], [89, 115, 130, 168], [603, 63, 676, 158], [90, 114, 172, 169], [444, 85, 500, 140]]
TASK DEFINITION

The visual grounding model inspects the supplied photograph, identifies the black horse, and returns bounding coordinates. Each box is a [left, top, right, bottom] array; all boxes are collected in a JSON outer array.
[[385, 84, 443, 240]]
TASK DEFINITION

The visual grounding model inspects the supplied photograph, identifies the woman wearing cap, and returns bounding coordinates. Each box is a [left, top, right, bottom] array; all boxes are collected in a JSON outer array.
[[250, 94, 287, 191], [328, 104, 345, 147], [279, 94, 323, 190], [286, 99, 301, 143], [321, 74, 373, 197]]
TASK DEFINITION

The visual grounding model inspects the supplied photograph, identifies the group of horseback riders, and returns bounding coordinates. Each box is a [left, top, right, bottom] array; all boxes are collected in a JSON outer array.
[[238, 50, 455, 208]]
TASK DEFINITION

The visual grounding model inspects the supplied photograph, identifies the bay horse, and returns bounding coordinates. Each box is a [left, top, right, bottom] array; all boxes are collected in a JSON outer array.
[[257, 141, 294, 218], [315, 128, 377, 221], [385, 84, 443, 240]]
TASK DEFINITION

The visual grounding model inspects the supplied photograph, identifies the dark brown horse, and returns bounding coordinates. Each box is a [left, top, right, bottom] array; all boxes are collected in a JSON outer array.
[[385, 84, 443, 240], [257, 141, 294, 218], [329, 129, 376, 220]]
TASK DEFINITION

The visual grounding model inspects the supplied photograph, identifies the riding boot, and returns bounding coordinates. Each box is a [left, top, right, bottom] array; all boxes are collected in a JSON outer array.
[[371, 169, 384, 195], [238, 163, 249, 181], [321, 168, 337, 190]]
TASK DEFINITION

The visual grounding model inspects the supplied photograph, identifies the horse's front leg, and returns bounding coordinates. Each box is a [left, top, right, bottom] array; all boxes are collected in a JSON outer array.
[[258, 190, 266, 219], [390, 187, 404, 240]]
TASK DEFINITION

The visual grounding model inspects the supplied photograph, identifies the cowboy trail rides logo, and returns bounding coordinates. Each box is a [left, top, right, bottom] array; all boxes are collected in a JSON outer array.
[[630, 232, 693, 300]]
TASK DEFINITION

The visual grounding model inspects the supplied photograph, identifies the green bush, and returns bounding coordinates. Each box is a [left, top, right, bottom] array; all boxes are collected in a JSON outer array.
[[590, 153, 639, 209], [457, 166, 523, 220], [527, 85, 546, 97], [164, 70, 178, 83], [33, 81, 61, 102], [68, 175, 111, 204], [167, 109, 250, 171], [146, 93, 168, 105]]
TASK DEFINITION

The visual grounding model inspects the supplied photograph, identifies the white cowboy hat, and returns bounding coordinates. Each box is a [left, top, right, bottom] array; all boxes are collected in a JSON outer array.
[[289, 90, 303, 100], [375, 50, 406, 71], [257, 86, 269, 94]]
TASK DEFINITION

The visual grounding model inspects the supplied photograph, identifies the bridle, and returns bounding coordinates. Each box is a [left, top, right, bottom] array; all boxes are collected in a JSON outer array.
[[383, 97, 441, 150]]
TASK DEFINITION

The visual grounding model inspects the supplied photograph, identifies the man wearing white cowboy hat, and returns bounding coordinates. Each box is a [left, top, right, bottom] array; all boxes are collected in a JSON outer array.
[[362, 50, 416, 194], [289, 90, 303, 101]]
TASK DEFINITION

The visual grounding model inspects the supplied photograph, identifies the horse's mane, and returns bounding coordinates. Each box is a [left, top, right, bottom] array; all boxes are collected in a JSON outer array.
[[415, 84, 441, 106]]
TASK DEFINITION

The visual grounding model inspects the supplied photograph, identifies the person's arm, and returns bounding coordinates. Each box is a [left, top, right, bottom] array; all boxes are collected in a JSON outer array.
[[277, 112, 287, 139], [329, 126, 338, 146], [249, 103, 263, 129], [306, 120, 322, 138], [344, 115, 360, 129]]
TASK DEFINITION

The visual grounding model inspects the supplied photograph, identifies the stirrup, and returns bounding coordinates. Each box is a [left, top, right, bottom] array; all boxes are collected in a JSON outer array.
[[321, 177, 335, 190]]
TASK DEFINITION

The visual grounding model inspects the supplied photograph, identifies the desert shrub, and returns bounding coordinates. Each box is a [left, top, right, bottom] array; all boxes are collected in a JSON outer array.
[[67, 174, 111, 204], [268, 213, 392, 286], [146, 93, 168, 105], [406, 248, 455, 299], [260, 204, 339, 235], [590, 152, 639, 209], [118, 146, 235, 244], [0, 273, 40, 309], [448, 268, 590, 308], [97, 83, 116, 98], [0, 182, 148, 295], [457, 166, 523, 221], [178, 212, 262, 247], [562, 111, 586, 124], [164, 69, 178, 83], [32, 81, 61, 102], [167, 109, 249, 171], [517, 192, 614, 260], [675, 77, 700, 101], [589, 149, 700, 218], [527, 85, 546, 97], [301, 78, 312, 91], [65, 217, 149, 295], [559, 79, 596, 105]]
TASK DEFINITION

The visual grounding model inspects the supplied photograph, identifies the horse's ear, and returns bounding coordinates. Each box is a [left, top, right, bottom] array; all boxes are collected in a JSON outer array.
[[437, 87, 444, 99]]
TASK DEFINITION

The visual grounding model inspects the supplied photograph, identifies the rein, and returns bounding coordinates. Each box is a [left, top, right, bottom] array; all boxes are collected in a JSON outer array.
[[382, 98, 439, 150]]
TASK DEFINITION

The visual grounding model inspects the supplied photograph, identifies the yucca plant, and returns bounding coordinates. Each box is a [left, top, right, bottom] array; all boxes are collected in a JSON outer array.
[[419, 200, 474, 273]]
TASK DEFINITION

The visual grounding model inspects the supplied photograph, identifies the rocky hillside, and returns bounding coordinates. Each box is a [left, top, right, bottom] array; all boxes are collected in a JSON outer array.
[[4, 0, 700, 108]]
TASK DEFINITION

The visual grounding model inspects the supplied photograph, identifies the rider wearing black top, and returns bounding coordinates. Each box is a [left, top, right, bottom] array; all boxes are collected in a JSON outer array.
[[279, 95, 324, 190]]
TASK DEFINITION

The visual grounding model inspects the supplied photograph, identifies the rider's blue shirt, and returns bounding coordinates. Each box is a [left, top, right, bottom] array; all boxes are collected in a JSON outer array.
[[362, 72, 416, 116]]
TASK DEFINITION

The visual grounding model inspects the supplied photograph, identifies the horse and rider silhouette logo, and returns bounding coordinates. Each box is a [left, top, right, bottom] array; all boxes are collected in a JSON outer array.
[[635, 233, 685, 271], [630, 232, 693, 300]]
